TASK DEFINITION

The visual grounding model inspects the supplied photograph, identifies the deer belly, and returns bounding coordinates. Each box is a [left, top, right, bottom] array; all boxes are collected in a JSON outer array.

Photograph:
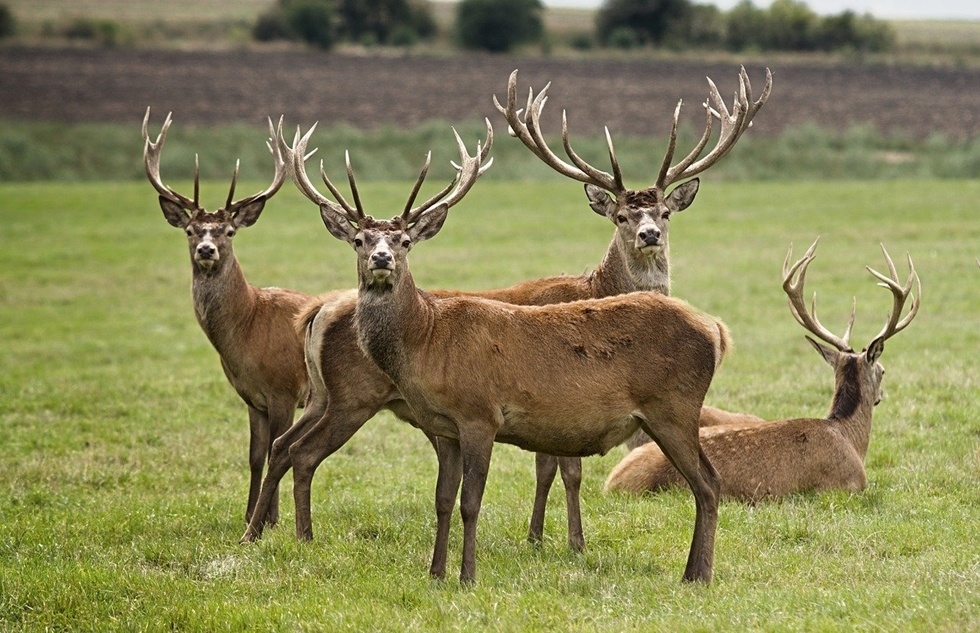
[[495, 407, 639, 457]]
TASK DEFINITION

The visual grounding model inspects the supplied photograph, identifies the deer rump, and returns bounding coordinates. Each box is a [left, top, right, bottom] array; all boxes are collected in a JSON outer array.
[[355, 290, 728, 457]]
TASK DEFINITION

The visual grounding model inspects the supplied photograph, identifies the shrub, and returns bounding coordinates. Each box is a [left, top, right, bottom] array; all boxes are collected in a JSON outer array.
[[607, 26, 640, 49], [61, 17, 124, 47], [253, 10, 293, 42], [284, 0, 337, 49], [338, 0, 434, 44], [0, 3, 15, 39], [456, 0, 544, 52], [595, 0, 692, 47]]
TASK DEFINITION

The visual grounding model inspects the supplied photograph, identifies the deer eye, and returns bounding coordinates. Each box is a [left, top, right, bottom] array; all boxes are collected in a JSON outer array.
[[353, 238, 363, 248], [185, 227, 194, 236], [662, 211, 671, 220], [401, 239, 411, 248], [226, 228, 236, 237], [616, 215, 627, 224]]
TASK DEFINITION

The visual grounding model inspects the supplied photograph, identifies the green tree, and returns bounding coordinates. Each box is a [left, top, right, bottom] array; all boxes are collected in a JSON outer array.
[[766, 0, 818, 50], [338, 0, 434, 44], [595, 0, 692, 47], [0, 3, 14, 39], [456, 0, 544, 52], [285, 0, 337, 49]]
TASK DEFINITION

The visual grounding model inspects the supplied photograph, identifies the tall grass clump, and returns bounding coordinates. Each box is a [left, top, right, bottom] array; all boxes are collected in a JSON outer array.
[[2, 119, 980, 183]]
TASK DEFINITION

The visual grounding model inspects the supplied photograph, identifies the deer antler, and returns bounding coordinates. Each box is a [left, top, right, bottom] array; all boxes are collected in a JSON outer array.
[[866, 244, 920, 344], [142, 107, 200, 211], [402, 123, 493, 224], [283, 120, 492, 227], [402, 118, 494, 224], [782, 237, 856, 352], [282, 122, 363, 224], [493, 70, 623, 193], [656, 66, 772, 190], [223, 116, 288, 213]]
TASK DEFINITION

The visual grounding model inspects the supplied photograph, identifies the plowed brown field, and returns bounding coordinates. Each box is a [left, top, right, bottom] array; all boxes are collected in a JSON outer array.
[[2, 47, 979, 139]]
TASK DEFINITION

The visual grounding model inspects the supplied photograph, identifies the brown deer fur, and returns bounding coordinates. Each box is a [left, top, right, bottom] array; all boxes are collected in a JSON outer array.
[[273, 128, 731, 584], [145, 110, 314, 526], [242, 66, 770, 552], [605, 241, 920, 502]]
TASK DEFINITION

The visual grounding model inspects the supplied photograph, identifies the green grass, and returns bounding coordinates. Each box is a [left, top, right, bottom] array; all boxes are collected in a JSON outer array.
[[2, 179, 980, 631], [5, 119, 980, 183]]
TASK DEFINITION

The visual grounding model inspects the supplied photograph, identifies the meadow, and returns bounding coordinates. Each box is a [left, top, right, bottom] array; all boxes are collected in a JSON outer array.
[[1, 173, 979, 631]]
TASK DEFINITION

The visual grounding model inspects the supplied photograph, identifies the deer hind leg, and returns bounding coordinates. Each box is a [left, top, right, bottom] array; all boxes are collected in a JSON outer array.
[[430, 436, 462, 580], [240, 396, 327, 543], [640, 403, 720, 584], [457, 422, 496, 586], [287, 404, 378, 541], [527, 453, 557, 546]]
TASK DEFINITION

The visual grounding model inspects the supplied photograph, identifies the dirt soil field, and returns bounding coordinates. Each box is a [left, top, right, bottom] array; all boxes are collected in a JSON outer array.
[[2, 47, 979, 140]]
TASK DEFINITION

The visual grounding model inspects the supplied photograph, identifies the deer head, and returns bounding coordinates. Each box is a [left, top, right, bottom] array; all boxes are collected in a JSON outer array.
[[783, 238, 921, 409], [142, 108, 287, 273], [493, 68, 771, 267], [281, 119, 493, 290]]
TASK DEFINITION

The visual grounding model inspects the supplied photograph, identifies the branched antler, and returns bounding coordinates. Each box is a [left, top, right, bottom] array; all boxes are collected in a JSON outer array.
[[283, 120, 493, 227], [866, 244, 920, 344], [142, 107, 200, 211], [782, 237, 856, 352]]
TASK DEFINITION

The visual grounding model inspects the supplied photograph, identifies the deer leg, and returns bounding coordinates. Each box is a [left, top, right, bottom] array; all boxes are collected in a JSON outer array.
[[457, 425, 495, 586], [527, 453, 557, 546], [640, 407, 720, 584], [261, 399, 300, 528], [558, 456, 585, 552], [429, 436, 462, 580], [240, 397, 328, 543], [288, 405, 377, 541], [245, 405, 271, 526]]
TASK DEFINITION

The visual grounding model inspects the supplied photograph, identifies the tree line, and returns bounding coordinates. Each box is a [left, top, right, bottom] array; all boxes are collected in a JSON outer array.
[[252, 0, 894, 53]]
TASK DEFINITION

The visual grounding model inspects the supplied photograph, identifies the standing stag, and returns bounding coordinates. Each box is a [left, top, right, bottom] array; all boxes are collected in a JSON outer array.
[[605, 238, 920, 500], [143, 109, 320, 526], [306, 124, 729, 584], [239, 67, 771, 553]]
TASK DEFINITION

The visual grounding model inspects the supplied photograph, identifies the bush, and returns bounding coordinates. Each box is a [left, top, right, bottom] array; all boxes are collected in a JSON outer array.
[[0, 3, 15, 39], [456, 0, 544, 52], [595, 0, 692, 47], [338, 0, 434, 44], [253, 10, 293, 42], [284, 0, 337, 49], [61, 17, 124, 47], [607, 26, 640, 49]]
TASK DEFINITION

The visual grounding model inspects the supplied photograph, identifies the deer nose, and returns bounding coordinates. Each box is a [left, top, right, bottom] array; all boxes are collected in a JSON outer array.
[[196, 243, 216, 259], [638, 227, 660, 245], [371, 252, 392, 268]]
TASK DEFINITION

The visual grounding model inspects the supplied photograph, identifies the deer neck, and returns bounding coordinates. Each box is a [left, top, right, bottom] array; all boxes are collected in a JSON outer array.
[[354, 266, 431, 383], [591, 235, 671, 297], [826, 356, 876, 459], [190, 252, 257, 352]]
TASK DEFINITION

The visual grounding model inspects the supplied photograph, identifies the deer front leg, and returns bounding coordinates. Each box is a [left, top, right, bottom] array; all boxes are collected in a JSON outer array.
[[527, 453, 557, 546], [430, 436, 462, 580], [457, 424, 496, 586], [558, 456, 585, 552], [246, 405, 273, 526]]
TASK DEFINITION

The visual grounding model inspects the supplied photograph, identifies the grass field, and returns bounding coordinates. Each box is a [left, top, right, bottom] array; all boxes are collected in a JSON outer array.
[[1, 178, 979, 631]]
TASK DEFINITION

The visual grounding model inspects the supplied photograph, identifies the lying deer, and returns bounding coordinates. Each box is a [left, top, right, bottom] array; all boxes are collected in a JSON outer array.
[[143, 109, 321, 526], [240, 68, 770, 553], [604, 238, 920, 501], [310, 124, 728, 584]]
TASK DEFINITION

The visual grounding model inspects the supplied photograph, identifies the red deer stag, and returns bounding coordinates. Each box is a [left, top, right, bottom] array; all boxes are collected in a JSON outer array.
[[239, 67, 770, 554], [298, 124, 729, 584], [605, 238, 920, 501], [143, 109, 321, 526]]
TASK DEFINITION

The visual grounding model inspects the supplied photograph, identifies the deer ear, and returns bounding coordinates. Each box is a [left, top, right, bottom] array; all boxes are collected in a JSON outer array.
[[865, 337, 885, 364], [319, 205, 357, 241], [409, 204, 448, 242], [585, 184, 614, 218], [159, 196, 191, 229], [666, 178, 699, 212], [805, 335, 838, 367], [232, 197, 266, 228]]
